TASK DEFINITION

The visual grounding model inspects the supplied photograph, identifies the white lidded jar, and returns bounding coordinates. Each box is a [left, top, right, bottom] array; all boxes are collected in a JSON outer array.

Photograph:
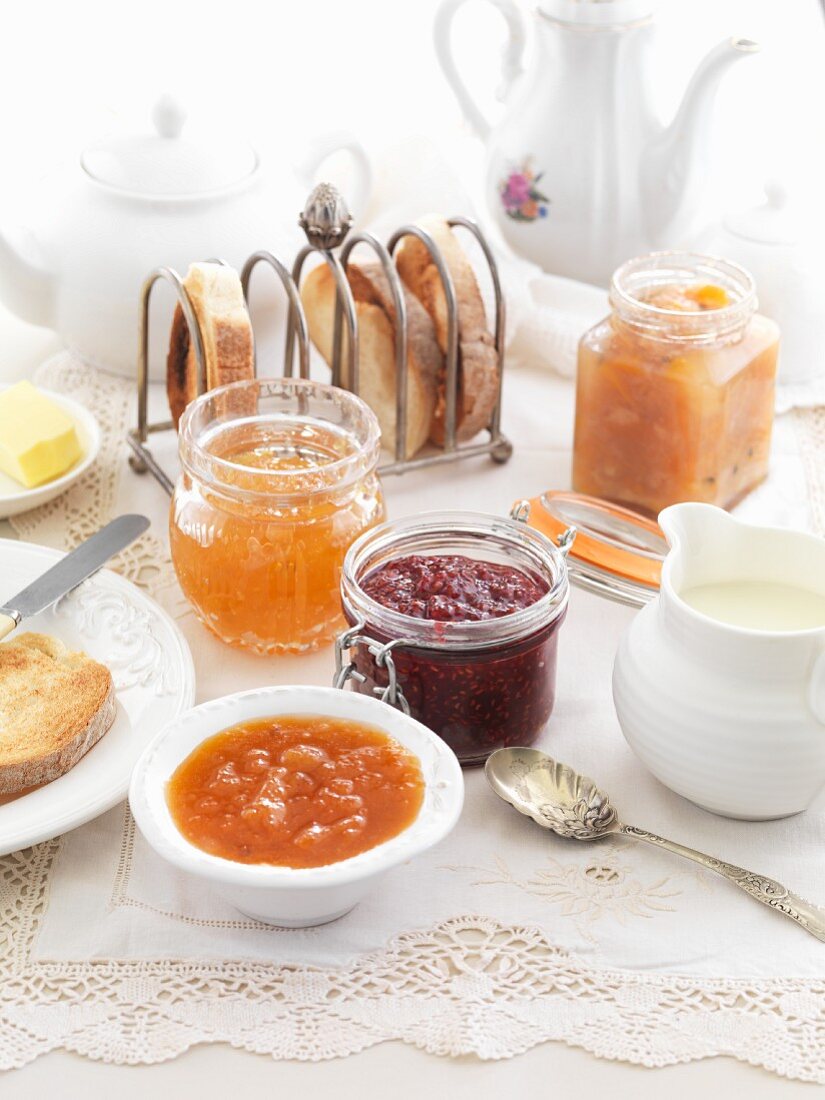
[[613, 502, 825, 819]]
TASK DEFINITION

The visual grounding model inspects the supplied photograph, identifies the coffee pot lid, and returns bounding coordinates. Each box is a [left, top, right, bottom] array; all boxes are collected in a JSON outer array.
[[516, 491, 666, 607], [538, 0, 656, 26], [81, 95, 259, 197]]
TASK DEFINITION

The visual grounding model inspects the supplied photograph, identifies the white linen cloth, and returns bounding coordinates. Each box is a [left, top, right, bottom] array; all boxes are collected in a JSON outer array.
[[1, 350, 823, 1079], [1, 133, 824, 1078]]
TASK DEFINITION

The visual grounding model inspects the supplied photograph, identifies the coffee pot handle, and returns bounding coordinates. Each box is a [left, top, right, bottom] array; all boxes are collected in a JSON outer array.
[[433, 0, 527, 141], [809, 646, 825, 726]]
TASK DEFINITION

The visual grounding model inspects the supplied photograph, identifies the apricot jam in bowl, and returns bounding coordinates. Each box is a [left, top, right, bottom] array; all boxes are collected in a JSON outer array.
[[170, 378, 385, 654], [128, 686, 463, 926], [338, 511, 570, 765]]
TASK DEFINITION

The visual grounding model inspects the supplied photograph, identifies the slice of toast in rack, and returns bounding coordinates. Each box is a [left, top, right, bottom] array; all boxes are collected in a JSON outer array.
[[301, 261, 443, 459], [395, 215, 499, 444], [166, 262, 255, 429]]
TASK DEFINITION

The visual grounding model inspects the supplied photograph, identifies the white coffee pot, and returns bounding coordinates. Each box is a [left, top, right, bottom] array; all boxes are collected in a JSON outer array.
[[613, 504, 825, 821], [0, 96, 372, 378], [435, 0, 758, 284]]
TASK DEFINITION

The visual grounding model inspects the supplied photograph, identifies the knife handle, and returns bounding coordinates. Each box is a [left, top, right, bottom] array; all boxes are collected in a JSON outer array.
[[0, 613, 19, 641]]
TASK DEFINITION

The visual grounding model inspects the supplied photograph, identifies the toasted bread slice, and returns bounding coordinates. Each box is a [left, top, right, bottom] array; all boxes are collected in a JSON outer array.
[[166, 262, 255, 429], [301, 261, 442, 459], [395, 215, 499, 444], [0, 633, 116, 795]]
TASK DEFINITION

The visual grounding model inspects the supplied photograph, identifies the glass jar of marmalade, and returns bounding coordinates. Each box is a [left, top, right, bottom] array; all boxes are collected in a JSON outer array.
[[337, 511, 570, 765], [170, 378, 385, 654], [573, 252, 780, 517]]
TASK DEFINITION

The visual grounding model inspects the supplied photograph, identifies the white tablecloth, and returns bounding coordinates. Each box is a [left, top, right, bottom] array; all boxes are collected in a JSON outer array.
[[1, 352, 823, 1081]]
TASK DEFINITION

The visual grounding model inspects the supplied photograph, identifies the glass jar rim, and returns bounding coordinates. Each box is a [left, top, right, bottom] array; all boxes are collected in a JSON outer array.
[[609, 251, 757, 341], [178, 377, 382, 502], [341, 510, 570, 650]]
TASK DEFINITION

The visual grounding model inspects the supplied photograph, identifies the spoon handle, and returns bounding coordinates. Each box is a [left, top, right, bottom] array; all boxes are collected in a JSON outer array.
[[620, 824, 825, 943]]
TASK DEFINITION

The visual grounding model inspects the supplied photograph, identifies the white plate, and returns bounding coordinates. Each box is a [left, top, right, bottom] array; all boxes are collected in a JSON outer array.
[[0, 386, 101, 518], [0, 539, 195, 855]]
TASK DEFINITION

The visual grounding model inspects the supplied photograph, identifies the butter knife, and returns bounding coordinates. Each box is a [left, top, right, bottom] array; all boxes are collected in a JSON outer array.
[[0, 514, 150, 641]]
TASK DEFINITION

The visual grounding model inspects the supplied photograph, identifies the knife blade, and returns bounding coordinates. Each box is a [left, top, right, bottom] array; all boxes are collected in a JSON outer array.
[[0, 514, 150, 641]]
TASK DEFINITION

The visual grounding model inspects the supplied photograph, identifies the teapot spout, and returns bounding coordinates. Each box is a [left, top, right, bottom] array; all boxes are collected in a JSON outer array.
[[641, 37, 760, 245], [0, 225, 56, 329]]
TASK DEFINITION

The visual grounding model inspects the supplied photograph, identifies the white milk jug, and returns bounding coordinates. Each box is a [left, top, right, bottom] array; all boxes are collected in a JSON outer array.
[[613, 503, 825, 819]]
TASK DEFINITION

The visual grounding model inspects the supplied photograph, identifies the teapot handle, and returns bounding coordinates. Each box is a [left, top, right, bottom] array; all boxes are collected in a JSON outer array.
[[294, 132, 373, 221], [433, 0, 527, 141]]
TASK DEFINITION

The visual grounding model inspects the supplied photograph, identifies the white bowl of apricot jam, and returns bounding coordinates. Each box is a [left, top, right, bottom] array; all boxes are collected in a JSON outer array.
[[129, 686, 463, 927]]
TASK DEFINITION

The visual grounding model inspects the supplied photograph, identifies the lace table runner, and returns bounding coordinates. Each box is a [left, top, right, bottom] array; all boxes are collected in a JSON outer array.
[[2, 354, 824, 1080]]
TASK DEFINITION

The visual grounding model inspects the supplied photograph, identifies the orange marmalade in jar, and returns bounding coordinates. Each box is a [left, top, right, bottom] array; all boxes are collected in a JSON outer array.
[[170, 379, 385, 654], [573, 253, 779, 516]]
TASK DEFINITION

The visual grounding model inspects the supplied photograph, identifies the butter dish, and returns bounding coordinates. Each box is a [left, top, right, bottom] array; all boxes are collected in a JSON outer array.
[[0, 385, 100, 518]]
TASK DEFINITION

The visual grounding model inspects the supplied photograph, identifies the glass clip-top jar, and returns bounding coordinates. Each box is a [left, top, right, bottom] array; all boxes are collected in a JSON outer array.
[[170, 377, 385, 655], [335, 510, 575, 765], [573, 251, 780, 518]]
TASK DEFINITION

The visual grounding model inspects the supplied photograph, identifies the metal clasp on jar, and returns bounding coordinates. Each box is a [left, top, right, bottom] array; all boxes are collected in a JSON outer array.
[[334, 623, 412, 714], [510, 499, 577, 557]]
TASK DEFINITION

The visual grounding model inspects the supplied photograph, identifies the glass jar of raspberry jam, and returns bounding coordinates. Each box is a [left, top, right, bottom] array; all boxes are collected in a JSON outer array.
[[337, 512, 570, 765]]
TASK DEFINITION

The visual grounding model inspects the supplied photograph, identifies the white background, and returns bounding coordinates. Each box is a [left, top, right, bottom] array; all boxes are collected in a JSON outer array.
[[0, 0, 823, 239], [0, 2, 824, 1095]]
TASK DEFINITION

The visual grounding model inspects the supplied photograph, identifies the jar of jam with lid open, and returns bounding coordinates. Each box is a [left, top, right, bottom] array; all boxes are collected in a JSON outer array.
[[573, 252, 780, 517], [170, 378, 385, 655], [337, 511, 570, 765]]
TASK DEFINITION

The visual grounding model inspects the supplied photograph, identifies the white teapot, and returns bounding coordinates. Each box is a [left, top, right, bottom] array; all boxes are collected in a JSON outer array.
[[0, 96, 372, 378], [698, 183, 825, 391], [435, 0, 758, 284], [613, 504, 825, 820]]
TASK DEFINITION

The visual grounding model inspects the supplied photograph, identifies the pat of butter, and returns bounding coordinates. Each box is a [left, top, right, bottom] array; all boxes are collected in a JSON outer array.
[[0, 381, 82, 488]]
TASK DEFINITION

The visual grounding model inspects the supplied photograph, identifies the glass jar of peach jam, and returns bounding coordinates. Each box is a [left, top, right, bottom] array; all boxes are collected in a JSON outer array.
[[170, 378, 385, 654], [573, 252, 779, 517]]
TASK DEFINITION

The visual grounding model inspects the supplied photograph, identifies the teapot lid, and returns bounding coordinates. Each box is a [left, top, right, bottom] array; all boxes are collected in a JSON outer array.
[[723, 181, 799, 247], [81, 95, 259, 197], [516, 491, 666, 607], [538, 0, 655, 25]]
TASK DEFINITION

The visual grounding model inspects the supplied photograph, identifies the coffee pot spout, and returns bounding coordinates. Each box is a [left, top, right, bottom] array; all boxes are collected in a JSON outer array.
[[0, 224, 56, 330], [641, 37, 760, 245]]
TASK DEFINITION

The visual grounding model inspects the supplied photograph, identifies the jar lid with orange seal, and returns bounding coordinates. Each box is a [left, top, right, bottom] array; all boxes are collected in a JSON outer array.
[[511, 491, 667, 608]]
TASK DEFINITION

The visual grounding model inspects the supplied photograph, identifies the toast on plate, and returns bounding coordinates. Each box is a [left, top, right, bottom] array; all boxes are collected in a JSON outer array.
[[301, 261, 443, 459], [0, 632, 116, 795], [166, 262, 255, 429], [395, 215, 499, 444]]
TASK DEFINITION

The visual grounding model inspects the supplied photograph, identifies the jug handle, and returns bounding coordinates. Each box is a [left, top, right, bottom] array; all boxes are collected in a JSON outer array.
[[433, 0, 527, 141], [809, 646, 825, 726], [294, 131, 373, 221]]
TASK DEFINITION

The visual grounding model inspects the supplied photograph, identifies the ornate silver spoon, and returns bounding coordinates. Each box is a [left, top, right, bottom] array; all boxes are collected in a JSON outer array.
[[485, 747, 825, 943]]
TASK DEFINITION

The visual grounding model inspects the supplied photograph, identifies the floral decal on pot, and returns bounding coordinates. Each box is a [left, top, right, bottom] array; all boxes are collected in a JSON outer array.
[[499, 161, 550, 222]]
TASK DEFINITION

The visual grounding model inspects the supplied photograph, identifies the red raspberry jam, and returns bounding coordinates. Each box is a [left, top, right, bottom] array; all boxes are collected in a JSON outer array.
[[342, 523, 568, 766], [361, 555, 549, 622]]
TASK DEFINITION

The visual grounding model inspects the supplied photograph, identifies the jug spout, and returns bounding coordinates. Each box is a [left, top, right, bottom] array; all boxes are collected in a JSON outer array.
[[658, 502, 732, 552], [641, 37, 760, 245], [658, 502, 738, 592], [0, 225, 56, 329]]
